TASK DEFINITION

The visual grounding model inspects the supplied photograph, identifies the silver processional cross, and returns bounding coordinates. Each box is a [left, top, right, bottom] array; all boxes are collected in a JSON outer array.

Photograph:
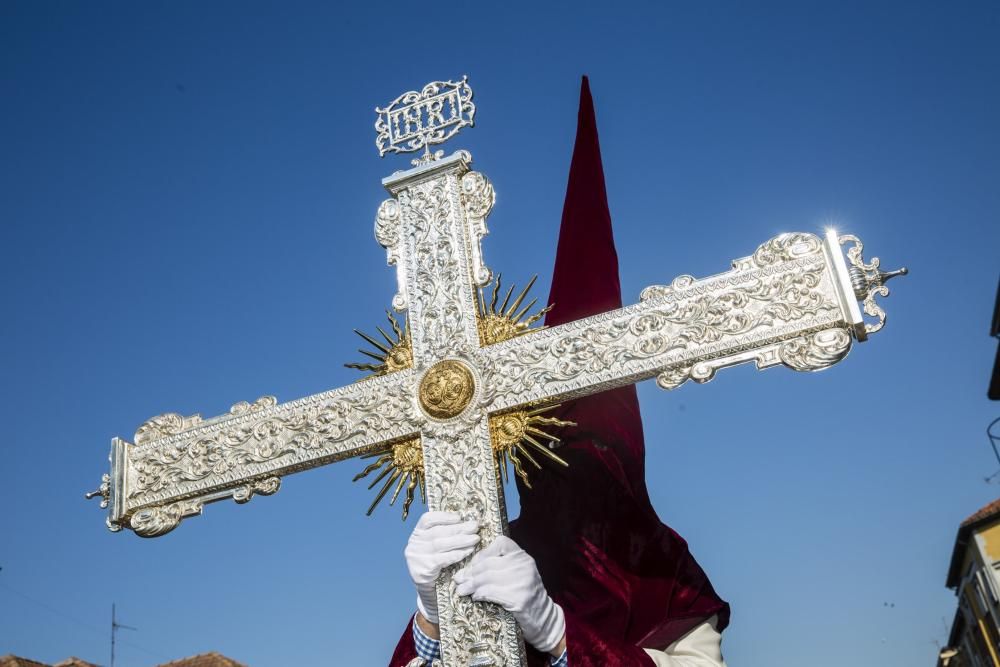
[[87, 77, 906, 667]]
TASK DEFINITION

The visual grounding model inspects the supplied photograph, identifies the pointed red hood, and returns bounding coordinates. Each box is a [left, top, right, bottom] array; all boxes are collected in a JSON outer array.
[[547, 76, 624, 322], [540, 75, 649, 506], [509, 76, 729, 659]]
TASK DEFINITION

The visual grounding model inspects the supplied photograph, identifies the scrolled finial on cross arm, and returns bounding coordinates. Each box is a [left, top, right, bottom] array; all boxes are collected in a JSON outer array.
[[84, 473, 111, 509], [838, 234, 909, 335], [375, 76, 475, 165]]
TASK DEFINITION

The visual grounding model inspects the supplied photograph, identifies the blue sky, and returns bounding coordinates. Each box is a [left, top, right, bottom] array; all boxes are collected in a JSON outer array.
[[1, 2, 998, 666]]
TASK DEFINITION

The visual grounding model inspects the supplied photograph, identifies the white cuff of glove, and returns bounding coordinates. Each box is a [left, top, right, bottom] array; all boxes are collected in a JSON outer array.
[[530, 599, 566, 654], [416, 592, 438, 625]]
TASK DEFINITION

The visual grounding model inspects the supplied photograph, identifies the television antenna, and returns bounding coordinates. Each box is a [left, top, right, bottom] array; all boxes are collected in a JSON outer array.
[[986, 417, 1000, 483], [110, 603, 137, 667]]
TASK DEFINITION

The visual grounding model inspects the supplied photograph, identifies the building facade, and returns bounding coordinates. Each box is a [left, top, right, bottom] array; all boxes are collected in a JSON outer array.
[[940, 499, 1000, 666]]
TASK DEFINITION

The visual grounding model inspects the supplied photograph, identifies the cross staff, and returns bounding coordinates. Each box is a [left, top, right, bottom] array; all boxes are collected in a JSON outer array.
[[87, 78, 905, 667]]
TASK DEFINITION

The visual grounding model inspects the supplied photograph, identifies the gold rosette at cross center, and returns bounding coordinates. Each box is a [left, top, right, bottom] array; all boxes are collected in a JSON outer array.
[[347, 275, 574, 519]]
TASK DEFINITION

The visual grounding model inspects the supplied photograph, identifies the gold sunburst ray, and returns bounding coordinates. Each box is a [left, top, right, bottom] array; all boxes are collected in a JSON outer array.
[[352, 438, 425, 520], [476, 273, 554, 346], [488, 404, 575, 489], [345, 310, 413, 377]]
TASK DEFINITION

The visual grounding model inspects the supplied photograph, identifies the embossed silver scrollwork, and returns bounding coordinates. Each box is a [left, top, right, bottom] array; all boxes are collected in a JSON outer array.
[[232, 476, 281, 504], [460, 171, 494, 287], [838, 234, 907, 336], [643, 234, 823, 303], [125, 372, 419, 509], [778, 328, 853, 371], [842, 234, 885, 333], [375, 77, 476, 159], [481, 234, 848, 411], [640, 275, 695, 302], [401, 172, 480, 359], [230, 396, 277, 416], [752, 232, 823, 266], [487, 261, 839, 402], [653, 327, 851, 390], [130, 499, 203, 538], [376, 157, 522, 664], [134, 412, 203, 445], [422, 418, 517, 665], [376, 198, 409, 312], [656, 365, 693, 390], [861, 286, 890, 334]]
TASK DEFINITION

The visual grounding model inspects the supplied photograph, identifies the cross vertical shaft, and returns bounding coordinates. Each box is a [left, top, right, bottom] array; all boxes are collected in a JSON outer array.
[[377, 151, 525, 665]]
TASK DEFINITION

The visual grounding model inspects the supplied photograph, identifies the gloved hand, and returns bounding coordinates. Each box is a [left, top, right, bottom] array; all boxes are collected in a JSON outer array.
[[453, 535, 566, 654], [405, 511, 480, 624]]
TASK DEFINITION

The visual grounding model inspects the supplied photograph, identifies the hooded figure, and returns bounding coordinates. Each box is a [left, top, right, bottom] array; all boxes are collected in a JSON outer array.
[[390, 77, 729, 667]]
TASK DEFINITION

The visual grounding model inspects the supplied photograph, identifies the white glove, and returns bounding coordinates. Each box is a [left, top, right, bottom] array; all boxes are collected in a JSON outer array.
[[453, 535, 566, 654], [405, 511, 480, 624]]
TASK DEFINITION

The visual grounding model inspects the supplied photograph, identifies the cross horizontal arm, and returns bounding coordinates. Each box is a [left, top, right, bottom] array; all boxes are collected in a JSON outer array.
[[99, 370, 420, 537], [479, 231, 886, 413]]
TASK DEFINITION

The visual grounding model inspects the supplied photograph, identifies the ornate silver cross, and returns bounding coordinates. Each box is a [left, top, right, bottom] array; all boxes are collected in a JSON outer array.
[[87, 77, 905, 667]]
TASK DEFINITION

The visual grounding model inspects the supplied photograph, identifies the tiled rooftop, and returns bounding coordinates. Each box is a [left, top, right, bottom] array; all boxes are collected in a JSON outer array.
[[0, 657, 50, 667], [962, 497, 1000, 527], [0, 652, 247, 667], [155, 652, 248, 667]]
